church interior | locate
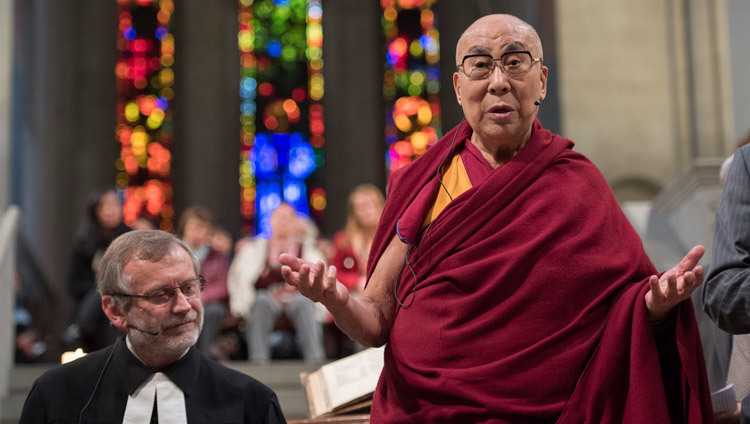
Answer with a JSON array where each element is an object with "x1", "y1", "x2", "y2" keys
[{"x1": 0, "y1": 0, "x2": 749, "y2": 421}]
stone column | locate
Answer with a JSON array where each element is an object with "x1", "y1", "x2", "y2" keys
[
  {"x1": 12, "y1": 0, "x2": 117, "y2": 348},
  {"x1": 666, "y1": 0, "x2": 735, "y2": 162},
  {"x1": 0, "y1": 0, "x2": 12, "y2": 408},
  {"x1": 0, "y1": 0, "x2": 13, "y2": 404},
  {"x1": 0, "y1": 0, "x2": 11, "y2": 212},
  {"x1": 0, "y1": 207, "x2": 20, "y2": 407},
  {"x1": 320, "y1": 0, "x2": 385, "y2": 235},
  {"x1": 171, "y1": 0, "x2": 241, "y2": 233},
  {"x1": 643, "y1": 0, "x2": 735, "y2": 264},
  {"x1": 727, "y1": 0, "x2": 750, "y2": 142}
]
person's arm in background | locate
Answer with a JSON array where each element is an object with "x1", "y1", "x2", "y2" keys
[
  {"x1": 704, "y1": 145, "x2": 750, "y2": 423},
  {"x1": 704, "y1": 146, "x2": 750, "y2": 332},
  {"x1": 226, "y1": 238, "x2": 265, "y2": 319}
]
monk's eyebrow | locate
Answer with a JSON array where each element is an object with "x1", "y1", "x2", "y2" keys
[
  {"x1": 501, "y1": 41, "x2": 527, "y2": 53},
  {"x1": 464, "y1": 41, "x2": 527, "y2": 58},
  {"x1": 465, "y1": 45, "x2": 491, "y2": 56}
]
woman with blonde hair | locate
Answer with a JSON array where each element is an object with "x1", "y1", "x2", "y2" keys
[
  {"x1": 331, "y1": 184, "x2": 385, "y2": 294},
  {"x1": 323, "y1": 184, "x2": 385, "y2": 357}
]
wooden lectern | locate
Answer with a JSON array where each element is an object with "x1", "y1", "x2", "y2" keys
[{"x1": 287, "y1": 414, "x2": 370, "y2": 424}]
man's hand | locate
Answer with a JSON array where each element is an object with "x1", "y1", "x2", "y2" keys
[
  {"x1": 279, "y1": 253, "x2": 350, "y2": 309},
  {"x1": 714, "y1": 402, "x2": 741, "y2": 424},
  {"x1": 645, "y1": 245, "x2": 705, "y2": 322}
]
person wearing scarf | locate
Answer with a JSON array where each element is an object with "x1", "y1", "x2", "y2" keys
[{"x1": 280, "y1": 14, "x2": 712, "y2": 423}]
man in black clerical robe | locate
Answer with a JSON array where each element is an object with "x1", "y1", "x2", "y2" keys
[{"x1": 19, "y1": 230, "x2": 285, "y2": 423}]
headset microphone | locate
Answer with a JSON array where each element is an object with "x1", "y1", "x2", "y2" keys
[
  {"x1": 128, "y1": 325, "x2": 159, "y2": 336},
  {"x1": 394, "y1": 118, "x2": 466, "y2": 308},
  {"x1": 534, "y1": 100, "x2": 542, "y2": 106},
  {"x1": 79, "y1": 337, "x2": 120, "y2": 424}
]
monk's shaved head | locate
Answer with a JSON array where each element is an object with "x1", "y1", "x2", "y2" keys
[
  {"x1": 451, "y1": 13, "x2": 548, "y2": 165},
  {"x1": 455, "y1": 14, "x2": 543, "y2": 64}
]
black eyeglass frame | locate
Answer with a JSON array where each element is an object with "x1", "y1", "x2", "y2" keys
[
  {"x1": 456, "y1": 50, "x2": 543, "y2": 79},
  {"x1": 110, "y1": 275, "x2": 206, "y2": 305}
]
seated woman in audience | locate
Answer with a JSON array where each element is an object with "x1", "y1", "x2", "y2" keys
[
  {"x1": 330, "y1": 184, "x2": 385, "y2": 294},
  {"x1": 326, "y1": 184, "x2": 384, "y2": 357}
]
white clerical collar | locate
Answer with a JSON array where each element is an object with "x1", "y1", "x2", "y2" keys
[
  {"x1": 122, "y1": 372, "x2": 188, "y2": 424},
  {"x1": 122, "y1": 335, "x2": 192, "y2": 423}
]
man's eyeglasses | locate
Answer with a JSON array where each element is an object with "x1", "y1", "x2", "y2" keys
[
  {"x1": 111, "y1": 275, "x2": 205, "y2": 305},
  {"x1": 457, "y1": 51, "x2": 542, "y2": 80}
]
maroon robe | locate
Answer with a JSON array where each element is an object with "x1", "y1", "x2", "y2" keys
[{"x1": 366, "y1": 120, "x2": 712, "y2": 423}]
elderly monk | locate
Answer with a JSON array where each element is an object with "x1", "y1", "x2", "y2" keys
[{"x1": 281, "y1": 14, "x2": 712, "y2": 423}]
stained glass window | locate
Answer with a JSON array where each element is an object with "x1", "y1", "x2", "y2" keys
[
  {"x1": 115, "y1": 0, "x2": 175, "y2": 231},
  {"x1": 382, "y1": 0, "x2": 441, "y2": 174},
  {"x1": 239, "y1": 0, "x2": 325, "y2": 237}
]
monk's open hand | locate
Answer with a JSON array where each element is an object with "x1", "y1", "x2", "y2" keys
[
  {"x1": 279, "y1": 253, "x2": 350, "y2": 308},
  {"x1": 645, "y1": 245, "x2": 705, "y2": 322}
]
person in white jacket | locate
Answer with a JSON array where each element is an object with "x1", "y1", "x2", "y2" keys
[{"x1": 228, "y1": 203, "x2": 326, "y2": 364}]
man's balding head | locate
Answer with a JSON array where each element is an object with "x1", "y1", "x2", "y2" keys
[{"x1": 455, "y1": 14, "x2": 543, "y2": 64}]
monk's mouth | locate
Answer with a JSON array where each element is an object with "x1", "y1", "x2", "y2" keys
[{"x1": 489, "y1": 106, "x2": 513, "y2": 114}]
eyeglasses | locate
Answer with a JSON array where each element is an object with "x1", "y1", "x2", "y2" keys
[
  {"x1": 111, "y1": 275, "x2": 205, "y2": 305},
  {"x1": 457, "y1": 51, "x2": 542, "y2": 79}
]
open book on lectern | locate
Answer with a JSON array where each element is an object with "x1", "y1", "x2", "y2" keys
[{"x1": 299, "y1": 346, "x2": 385, "y2": 419}]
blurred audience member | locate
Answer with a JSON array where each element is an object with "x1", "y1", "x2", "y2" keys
[
  {"x1": 177, "y1": 206, "x2": 231, "y2": 355},
  {"x1": 67, "y1": 189, "x2": 129, "y2": 315},
  {"x1": 15, "y1": 232, "x2": 60, "y2": 362},
  {"x1": 65, "y1": 189, "x2": 128, "y2": 351},
  {"x1": 326, "y1": 184, "x2": 385, "y2": 357},
  {"x1": 15, "y1": 273, "x2": 46, "y2": 362},
  {"x1": 211, "y1": 225, "x2": 236, "y2": 258},
  {"x1": 71, "y1": 249, "x2": 117, "y2": 352},
  {"x1": 331, "y1": 184, "x2": 385, "y2": 293},
  {"x1": 228, "y1": 203, "x2": 325, "y2": 364},
  {"x1": 130, "y1": 216, "x2": 157, "y2": 231}
]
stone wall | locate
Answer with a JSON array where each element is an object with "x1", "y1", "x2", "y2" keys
[{"x1": 556, "y1": 0, "x2": 735, "y2": 201}]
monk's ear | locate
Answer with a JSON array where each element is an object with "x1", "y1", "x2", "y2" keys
[
  {"x1": 539, "y1": 65, "x2": 548, "y2": 102},
  {"x1": 453, "y1": 72, "x2": 462, "y2": 106},
  {"x1": 102, "y1": 295, "x2": 128, "y2": 331}
]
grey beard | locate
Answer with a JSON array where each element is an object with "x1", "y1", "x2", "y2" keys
[{"x1": 128, "y1": 310, "x2": 204, "y2": 364}]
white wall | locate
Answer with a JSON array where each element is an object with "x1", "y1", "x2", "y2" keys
[
  {"x1": 556, "y1": 0, "x2": 734, "y2": 200},
  {"x1": 728, "y1": 0, "x2": 750, "y2": 142},
  {"x1": 556, "y1": 0, "x2": 676, "y2": 192},
  {"x1": 0, "y1": 0, "x2": 13, "y2": 212},
  {"x1": 0, "y1": 1, "x2": 12, "y2": 411}
]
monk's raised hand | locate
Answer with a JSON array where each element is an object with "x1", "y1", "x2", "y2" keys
[
  {"x1": 279, "y1": 253, "x2": 349, "y2": 308},
  {"x1": 644, "y1": 245, "x2": 705, "y2": 322}
]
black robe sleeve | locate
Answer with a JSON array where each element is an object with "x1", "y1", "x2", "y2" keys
[
  {"x1": 18, "y1": 380, "x2": 48, "y2": 424},
  {"x1": 260, "y1": 393, "x2": 286, "y2": 424}
]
